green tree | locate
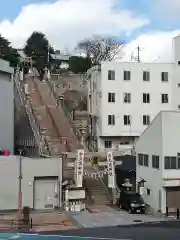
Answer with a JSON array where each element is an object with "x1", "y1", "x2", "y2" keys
[
  {"x1": 24, "y1": 31, "x2": 54, "y2": 76},
  {"x1": 0, "y1": 35, "x2": 19, "y2": 67},
  {"x1": 69, "y1": 56, "x2": 92, "y2": 73}
]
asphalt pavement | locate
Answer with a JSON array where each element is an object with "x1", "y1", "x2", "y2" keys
[{"x1": 41, "y1": 220, "x2": 180, "y2": 240}]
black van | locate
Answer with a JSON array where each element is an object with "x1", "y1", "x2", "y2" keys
[{"x1": 118, "y1": 191, "x2": 146, "y2": 214}]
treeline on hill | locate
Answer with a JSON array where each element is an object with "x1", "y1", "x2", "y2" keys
[{"x1": 0, "y1": 31, "x2": 123, "y2": 75}]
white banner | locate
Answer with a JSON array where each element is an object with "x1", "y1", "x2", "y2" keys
[
  {"x1": 107, "y1": 151, "x2": 115, "y2": 188},
  {"x1": 75, "y1": 149, "x2": 84, "y2": 187}
]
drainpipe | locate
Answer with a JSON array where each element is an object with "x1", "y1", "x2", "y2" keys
[{"x1": 18, "y1": 150, "x2": 23, "y2": 219}]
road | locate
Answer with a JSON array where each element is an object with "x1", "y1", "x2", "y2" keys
[{"x1": 41, "y1": 221, "x2": 180, "y2": 240}]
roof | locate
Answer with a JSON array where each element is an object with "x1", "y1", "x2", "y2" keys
[
  {"x1": 115, "y1": 155, "x2": 136, "y2": 171},
  {"x1": 135, "y1": 110, "x2": 180, "y2": 146},
  {"x1": 51, "y1": 54, "x2": 70, "y2": 61},
  {"x1": 0, "y1": 59, "x2": 14, "y2": 74}
]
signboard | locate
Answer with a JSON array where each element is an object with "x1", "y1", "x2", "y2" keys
[
  {"x1": 75, "y1": 149, "x2": 84, "y2": 187},
  {"x1": 106, "y1": 151, "x2": 115, "y2": 188}
]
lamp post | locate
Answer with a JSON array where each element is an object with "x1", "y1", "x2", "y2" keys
[{"x1": 18, "y1": 149, "x2": 23, "y2": 219}]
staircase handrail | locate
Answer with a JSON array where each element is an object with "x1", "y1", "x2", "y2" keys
[
  {"x1": 14, "y1": 72, "x2": 51, "y2": 157},
  {"x1": 92, "y1": 165, "x2": 113, "y2": 202},
  {"x1": 47, "y1": 79, "x2": 82, "y2": 142}
]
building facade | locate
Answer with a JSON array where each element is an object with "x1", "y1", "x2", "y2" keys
[
  {"x1": 87, "y1": 36, "x2": 180, "y2": 152},
  {"x1": 0, "y1": 59, "x2": 14, "y2": 154},
  {"x1": 0, "y1": 156, "x2": 62, "y2": 211},
  {"x1": 136, "y1": 111, "x2": 180, "y2": 214}
]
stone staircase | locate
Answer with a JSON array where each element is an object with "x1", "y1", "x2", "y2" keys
[
  {"x1": 33, "y1": 77, "x2": 82, "y2": 151},
  {"x1": 26, "y1": 76, "x2": 65, "y2": 155},
  {"x1": 84, "y1": 166, "x2": 112, "y2": 205}
]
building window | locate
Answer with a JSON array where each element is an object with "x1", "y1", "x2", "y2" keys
[
  {"x1": 147, "y1": 189, "x2": 151, "y2": 195},
  {"x1": 161, "y1": 72, "x2": 168, "y2": 82},
  {"x1": 143, "y1": 93, "x2": 150, "y2": 103},
  {"x1": 124, "y1": 93, "x2": 131, "y2": 103},
  {"x1": 138, "y1": 154, "x2": 143, "y2": 165},
  {"x1": 108, "y1": 115, "x2": 115, "y2": 125},
  {"x1": 164, "y1": 157, "x2": 177, "y2": 169},
  {"x1": 143, "y1": 115, "x2": 150, "y2": 125},
  {"x1": 108, "y1": 70, "x2": 115, "y2": 80},
  {"x1": 104, "y1": 140, "x2": 112, "y2": 149},
  {"x1": 144, "y1": 155, "x2": 149, "y2": 166},
  {"x1": 161, "y1": 94, "x2": 168, "y2": 103},
  {"x1": 138, "y1": 153, "x2": 149, "y2": 167},
  {"x1": 124, "y1": 71, "x2": 131, "y2": 81},
  {"x1": 152, "y1": 155, "x2": 159, "y2": 169},
  {"x1": 124, "y1": 115, "x2": 131, "y2": 125},
  {"x1": 108, "y1": 93, "x2": 115, "y2": 103},
  {"x1": 143, "y1": 71, "x2": 150, "y2": 82}
]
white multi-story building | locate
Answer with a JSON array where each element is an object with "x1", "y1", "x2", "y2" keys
[{"x1": 87, "y1": 35, "x2": 180, "y2": 152}]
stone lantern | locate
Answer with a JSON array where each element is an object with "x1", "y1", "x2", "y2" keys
[{"x1": 121, "y1": 178, "x2": 133, "y2": 191}]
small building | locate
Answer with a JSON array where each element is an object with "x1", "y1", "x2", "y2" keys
[
  {"x1": 0, "y1": 59, "x2": 14, "y2": 153},
  {"x1": 0, "y1": 156, "x2": 62, "y2": 211},
  {"x1": 136, "y1": 111, "x2": 180, "y2": 214}
]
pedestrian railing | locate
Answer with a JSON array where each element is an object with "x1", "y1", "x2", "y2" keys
[{"x1": 14, "y1": 71, "x2": 51, "y2": 157}]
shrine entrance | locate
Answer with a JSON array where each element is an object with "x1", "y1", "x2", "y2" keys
[{"x1": 63, "y1": 150, "x2": 124, "y2": 205}]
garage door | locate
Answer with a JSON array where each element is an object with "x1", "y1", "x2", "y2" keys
[
  {"x1": 34, "y1": 179, "x2": 58, "y2": 210},
  {"x1": 166, "y1": 187, "x2": 180, "y2": 212}
]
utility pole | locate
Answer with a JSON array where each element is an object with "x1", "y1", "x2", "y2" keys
[
  {"x1": 137, "y1": 46, "x2": 140, "y2": 62},
  {"x1": 18, "y1": 149, "x2": 23, "y2": 219},
  {"x1": 47, "y1": 44, "x2": 50, "y2": 67}
]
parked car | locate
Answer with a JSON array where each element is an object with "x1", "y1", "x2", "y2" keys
[{"x1": 117, "y1": 191, "x2": 146, "y2": 214}]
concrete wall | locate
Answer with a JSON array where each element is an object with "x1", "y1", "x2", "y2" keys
[
  {"x1": 136, "y1": 113, "x2": 164, "y2": 213},
  {"x1": 0, "y1": 156, "x2": 62, "y2": 210},
  {"x1": 0, "y1": 67, "x2": 14, "y2": 154},
  {"x1": 162, "y1": 111, "x2": 180, "y2": 179}
]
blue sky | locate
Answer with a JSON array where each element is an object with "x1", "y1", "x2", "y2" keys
[
  {"x1": 1, "y1": 0, "x2": 178, "y2": 38},
  {"x1": 0, "y1": 0, "x2": 179, "y2": 62},
  {"x1": 0, "y1": 0, "x2": 55, "y2": 19}
]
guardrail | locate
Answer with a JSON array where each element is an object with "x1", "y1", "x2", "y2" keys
[
  {"x1": 14, "y1": 72, "x2": 51, "y2": 157},
  {"x1": 93, "y1": 165, "x2": 113, "y2": 202}
]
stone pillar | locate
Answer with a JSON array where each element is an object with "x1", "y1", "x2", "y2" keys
[{"x1": 80, "y1": 129, "x2": 86, "y2": 147}]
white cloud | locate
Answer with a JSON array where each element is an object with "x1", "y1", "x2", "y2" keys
[
  {"x1": 0, "y1": 0, "x2": 148, "y2": 50},
  {"x1": 121, "y1": 30, "x2": 180, "y2": 63}
]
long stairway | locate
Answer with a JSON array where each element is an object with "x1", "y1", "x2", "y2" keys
[
  {"x1": 31, "y1": 76, "x2": 82, "y2": 151},
  {"x1": 26, "y1": 76, "x2": 66, "y2": 154},
  {"x1": 84, "y1": 166, "x2": 112, "y2": 205}
]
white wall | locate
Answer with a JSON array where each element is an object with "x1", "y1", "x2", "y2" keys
[
  {"x1": 0, "y1": 156, "x2": 62, "y2": 210},
  {"x1": 0, "y1": 72, "x2": 14, "y2": 153},
  {"x1": 161, "y1": 111, "x2": 180, "y2": 180},
  {"x1": 98, "y1": 136, "x2": 136, "y2": 152},
  {"x1": 173, "y1": 36, "x2": 180, "y2": 63},
  {"x1": 136, "y1": 113, "x2": 164, "y2": 212},
  {"x1": 100, "y1": 62, "x2": 175, "y2": 137}
]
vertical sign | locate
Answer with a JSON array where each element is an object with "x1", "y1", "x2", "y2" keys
[
  {"x1": 107, "y1": 151, "x2": 115, "y2": 188},
  {"x1": 76, "y1": 149, "x2": 85, "y2": 187}
]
